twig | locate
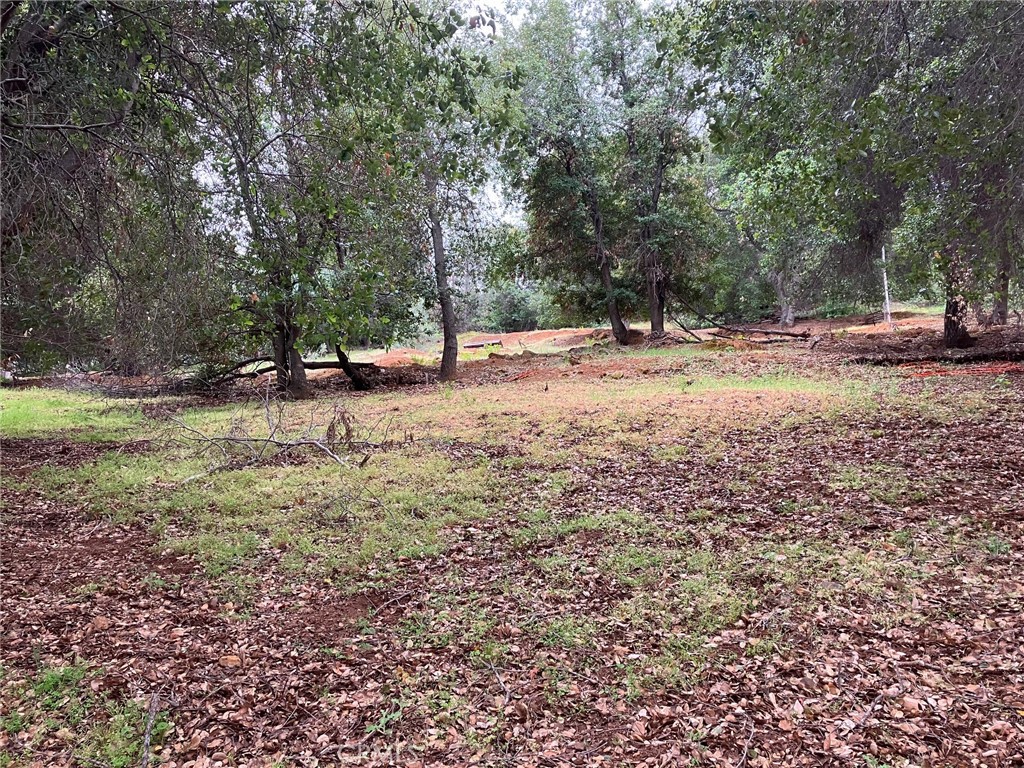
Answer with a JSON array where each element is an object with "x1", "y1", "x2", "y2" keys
[
  {"x1": 736, "y1": 718, "x2": 755, "y2": 768},
  {"x1": 139, "y1": 691, "x2": 160, "y2": 768},
  {"x1": 852, "y1": 691, "x2": 886, "y2": 729},
  {"x1": 487, "y1": 661, "x2": 512, "y2": 706},
  {"x1": 370, "y1": 590, "x2": 417, "y2": 615},
  {"x1": 851, "y1": 683, "x2": 910, "y2": 731}
]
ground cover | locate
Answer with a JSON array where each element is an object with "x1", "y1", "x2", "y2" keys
[{"x1": 1, "y1": 331, "x2": 1022, "y2": 767}]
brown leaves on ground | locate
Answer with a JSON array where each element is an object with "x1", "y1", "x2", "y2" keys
[{"x1": 1, "y1": 352, "x2": 1023, "y2": 767}]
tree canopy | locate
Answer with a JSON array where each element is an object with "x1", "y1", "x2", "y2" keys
[{"x1": 2, "y1": 0, "x2": 1021, "y2": 384}]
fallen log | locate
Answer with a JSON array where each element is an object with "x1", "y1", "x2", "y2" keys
[
  {"x1": 708, "y1": 332, "x2": 792, "y2": 345},
  {"x1": 849, "y1": 346, "x2": 1024, "y2": 366},
  {"x1": 334, "y1": 345, "x2": 372, "y2": 391},
  {"x1": 665, "y1": 289, "x2": 809, "y2": 338},
  {"x1": 718, "y1": 325, "x2": 810, "y2": 338}
]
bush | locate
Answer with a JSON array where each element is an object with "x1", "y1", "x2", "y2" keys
[{"x1": 483, "y1": 284, "x2": 539, "y2": 333}]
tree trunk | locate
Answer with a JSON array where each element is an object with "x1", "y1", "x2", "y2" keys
[
  {"x1": 271, "y1": 303, "x2": 309, "y2": 398},
  {"x1": 427, "y1": 197, "x2": 458, "y2": 381},
  {"x1": 943, "y1": 293, "x2": 974, "y2": 349},
  {"x1": 644, "y1": 247, "x2": 666, "y2": 336},
  {"x1": 598, "y1": 252, "x2": 629, "y2": 344},
  {"x1": 767, "y1": 270, "x2": 796, "y2": 327},
  {"x1": 991, "y1": 231, "x2": 1012, "y2": 326},
  {"x1": 584, "y1": 182, "x2": 629, "y2": 345},
  {"x1": 335, "y1": 344, "x2": 371, "y2": 391},
  {"x1": 272, "y1": 317, "x2": 289, "y2": 392},
  {"x1": 286, "y1": 330, "x2": 309, "y2": 398}
]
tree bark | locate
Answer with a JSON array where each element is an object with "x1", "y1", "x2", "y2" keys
[
  {"x1": 427, "y1": 188, "x2": 458, "y2": 381},
  {"x1": 270, "y1": 299, "x2": 309, "y2": 398},
  {"x1": 991, "y1": 229, "x2": 1012, "y2": 326},
  {"x1": 644, "y1": 247, "x2": 667, "y2": 335},
  {"x1": 272, "y1": 318, "x2": 289, "y2": 392},
  {"x1": 286, "y1": 329, "x2": 308, "y2": 398},
  {"x1": 767, "y1": 270, "x2": 796, "y2": 327},
  {"x1": 335, "y1": 344, "x2": 371, "y2": 390},
  {"x1": 583, "y1": 181, "x2": 629, "y2": 344},
  {"x1": 943, "y1": 293, "x2": 974, "y2": 349}
]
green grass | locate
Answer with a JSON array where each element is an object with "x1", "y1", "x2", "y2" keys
[
  {"x1": 0, "y1": 390, "x2": 143, "y2": 440},
  {"x1": 538, "y1": 616, "x2": 597, "y2": 648},
  {"x1": 627, "y1": 344, "x2": 723, "y2": 358},
  {"x1": 982, "y1": 534, "x2": 1011, "y2": 556},
  {"x1": 681, "y1": 372, "x2": 850, "y2": 394},
  {"x1": 511, "y1": 509, "x2": 650, "y2": 549},
  {"x1": 602, "y1": 545, "x2": 667, "y2": 587},
  {"x1": 0, "y1": 665, "x2": 170, "y2": 768},
  {"x1": 26, "y1": 429, "x2": 499, "y2": 585},
  {"x1": 830, "y1": 462, "x2": 933, "y2": 504}
]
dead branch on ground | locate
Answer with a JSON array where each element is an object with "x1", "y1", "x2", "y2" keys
[{"x1": 162, "y1": 382, "x2": 403, "y2": 481}]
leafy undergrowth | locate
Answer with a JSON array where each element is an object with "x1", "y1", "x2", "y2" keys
[{"x1": 1, "y1": 347, "x2": 1022, "y2": 767}]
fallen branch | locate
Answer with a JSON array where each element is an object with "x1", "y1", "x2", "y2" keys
[
  {"x1": 163, "y1": 386, "x2": 408, "y2": 483},
  {"x1": 335, "y1": 344, "x2": 372, "y2": 390},
  {"x1": 708, "y1": 331, "x2": 791, "y2": 345},
  {"x1": 139, "y1": 691, "x2": 160, "y2": 768},
  {"x1": 720, "y1": 325, "x2": 809, "y2": 338},
  {"x1": 849, "y1": 345, "x2": 1024, "y2": 366},
  {"x1": 487, "y1": 661, "x2": 513, "y2": 707},
  {"x1": 665, "y1": 305, "x2": 704, "y2": 343},
  {"x1": 171, "y1": 425, "x2": 348, "y2": 465},
  {"x1": 167, "y1": 391, "x2": 355, "y2": 480},
  {"x1": 668, "y1": 290, "x2": 809, "y2": 339},
  {"x1": 212, "y1": 357, "x2": 377, "y2": 381}
]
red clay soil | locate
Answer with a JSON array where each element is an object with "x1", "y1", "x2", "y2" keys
[{"x1": 363, "y1": 328, "x2": 600, "y2": 368}]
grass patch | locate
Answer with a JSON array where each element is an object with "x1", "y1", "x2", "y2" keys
[
  {"x1": 26, "y1": 430, "x2": 500, "y2": 585},
  {"x1": 511, "y1": 509, "x2": 650, "y2": 549},
  {"x1": 830, "y1": 462, "x2": 932, "y2": 504},
  {"x1": 0, "y1": 665, "x2": 170, "y2": 768},
  {"x1": 538, "y1": 616, "x2": 597, "y2": 648},
  {"x1": 0, "y1": 389, "x2": 143, "y2": 440}
]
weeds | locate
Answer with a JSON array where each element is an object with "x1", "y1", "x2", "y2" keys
[{"x1": 1, "y1": 666, "x2": 169, "y2": 768}]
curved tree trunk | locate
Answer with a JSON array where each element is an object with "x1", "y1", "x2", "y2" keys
[
  {"x1": 286, "y1": 334, "x2": 309, "y2": 398},
  {"x1": 335, "y1": 344, "x2": 371, "y2": 391},
  {"x1": 428, "y1": 196, "x2": 458, "y2": 381},
  {"x1": 598, "y1": 250, "x2": 629, "y2": 344}
]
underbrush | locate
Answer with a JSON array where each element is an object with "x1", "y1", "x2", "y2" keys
[{"x1": 0, "y1": 665, "x2": 170, "y2": 768}]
